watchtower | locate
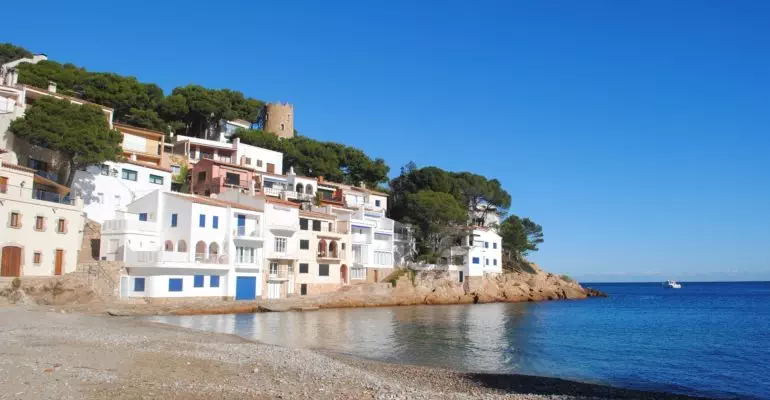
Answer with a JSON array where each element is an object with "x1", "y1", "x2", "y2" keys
[{"x1": 263, "y1": 102, "x2": 294, "y2": 139}]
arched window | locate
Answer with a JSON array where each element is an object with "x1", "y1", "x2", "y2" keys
[
  {"x1": 209, "y1": 242, "x2": 219, "y2": 262},
  {"x1": 296, "y1": 183, "x2": 303, "y2": 194},
  {"x1": 305, "y1": 184, "x2": 313, "y2": 195},
  {"x1": 317, "y1": 239, "x2": 327, "y2": 257},
  {"x1": 195, "y1": 241, "x2": 206, "y2": 262},
  {"x1": 177, "y1": 240, "x2": 187, "y2": 253},
  {"x1": 164, "y1": 240, "x2": 174, "y2": 252},
  {"x1": 329, "y1": 240, "x2": 337, "y2": 258}
]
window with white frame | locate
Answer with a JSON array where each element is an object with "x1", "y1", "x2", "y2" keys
[
  {"x1": 374, "y1": 251, "x2": 392, "y2": 265},
  {"x1": 350, "y1": 267, "x2": 366, "y2": 280},
  {"x1": 274, "y1": 237, "x2": 287, "y2": 253},
  {"x1": 269, "y1": 262, "x2": 278, "y2": 275},
  {"x1": 237, "y1": 246, "x2": 255, "y2": 263}
]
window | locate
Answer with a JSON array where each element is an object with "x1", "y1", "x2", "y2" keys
[
  {"x1": 493, "y1": 242, "x2": 497, "y2": 249},
  {"x1": 484, "y1": 242, "x2": 489, "y2": 248},
  {"x1": 121, "y1": 168, "x2": 138, "y2": 181},
  {"x1": 0, "y1": 176, "x2": 7, "y2": 193},
  {"x1": 171, "y1": 214, "x2": 178, "y2": 227},
  {"x1": 236, "y1": 246, "x2": 255, "y2": 263},
  {"x1": 225, "y1": 172, "x2": 240, "y2": 186},
  {"x1": 199, "y1": 214, "x2": 206, "y2": 227},
  {"x1": 274, "y1": 237, "x2": 287, "y2": 253},
  {"x1": 97, "y1": 193, "x2": 104, "y2": 204},
  {"x1": 341, "y1": 243, "x2": 346, "y2": 250},
  {"x1": 312, "y1": 220, "x2": 321, "y2": 231},
  {"x1": 210, "y1": 275, "x2": 220, "y2": 288},
  {"x1": 114, "y1": 195, "x2": 121, "y2": 206},
  {"x1": 122, "y1": 134, "x2": 147, "y2": 153},
  {"x1": 33, "y1": 252, "x2": 42, "y2": 264},
  {"x1": 197, "y1": 171, "x2": 206, "y2": 182},
  {"x1": 375, "y1": 199, "x2": 381, "y2": 207},
  {"x1": 168, "y1": 278, "x2": 183, "y2": 292},
  {"x1": 493, "y1": 259, "x2": 498, "y2": 266},
  {"x1": 178, "y1": 240, "x2": 187, "y2": 252},
  {"x1": 10, "y1": 212, "x2": 20, "y2": 228},
  {"x1": 56, "y1": 218, "x2": 66, "y2": 233},
  {"x1": 164, "y1": 240, "x2": 174, "y2": 251},
  {"x1": 244, "y1": 157, "x2": 252, "y2": 165},
  {"x1": 319, "y1": 264, "x2": 330, "y2": 276},
  {"x1": 374, "y1": 233, "x2": 390, "y2": 241},
  {"x1": 300, "y1": 284, "x2": 307, "y2": 296},
  {"x1": 256, "y1": 160, "x2": 263, "y2": 167},
  {"x1": 269, "y1": 262, "x2": 278, "y2": 275},
  {"x1": 100, "y1": 164, "x2": 109, "y2": 176},
  {"x1": 328, "y1": 222, "x2": 333, "y2": 232},
  {"x1": 149, "y1": 174, "x2": 164, "y2": 185},
  {"x1": 300, "y1": 239, "x2": 309, "y2": 250},
  {"x1": 213, "y1": 216, "x2": 219, "y2": 229},
  {"x1": 171, "y1": 165, "x2": 181, "y2": 175},
  {"x1": 28, "y1": 158, "x2": 48, "y2": 171},
  {"x1": 35, "y1": 216, "x2": 44, "y2": 231},
  {"x1": 472, "y1": 257, "x2": 480, "y2": 264},
  {"x1": 299, "y1": 263, "x2": 309, "y2": 273},
  {"x1": 299, "y1": 218, "x2": 309, "y2": 230},
  {"x1": 485, "y1": 258, "x2": 489, "y2": 265},
  {"x1": 194, "y1": 275, "x2": 204, "y2": 288},
  {"x1": 134, "y1": 277, "x2": 145, "y2": 292},
  {"x1": 139, "y1": 213, "x2": 148, "y2": 222},
  {"x1": 459, "y1": 271, "x2": 464, "y2": 283}
]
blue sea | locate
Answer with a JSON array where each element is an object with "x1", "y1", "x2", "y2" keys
[{"x1": 148, "y1": 282, "x2": 770, "y2": 399}]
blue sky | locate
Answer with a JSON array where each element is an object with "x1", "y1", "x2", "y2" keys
[{"x1": 6, "y1": 0, "x2": 770, "y2": 281}]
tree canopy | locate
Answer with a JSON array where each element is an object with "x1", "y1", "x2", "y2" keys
[
  {"x1": 9, "y1": 97, "x2": 123, "y2": 186},
  {"x1": 389, "y1": 163, "x2": 512, "y2": 225},
  {"x1": 14, "y1": 51, "x2": 263, "y2": 136},
  {"x1": 405, "y1": 190, "x2": 468, "y2": 261},
  {"x1": 0, "y1": 43, "x2": 33, "y2": 65},
  {"x1": 234, "y1": 129, "x2": 390, "y2": 188},
  {"x1": 499, "y1": 215, "x2": 544, "y2": 262}
]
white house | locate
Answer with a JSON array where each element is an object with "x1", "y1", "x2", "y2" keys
[
  {"x1": 71, "y1": 123, "x2": 172, "y2": 223},
  {"x1": 0, "y1": 160, "x2": 84, "y2": 277},
  {"x1": 100, "y1": 191, "x2": 265, "y2": 300}
]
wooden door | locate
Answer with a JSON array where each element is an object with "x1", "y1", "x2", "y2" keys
[
  {"x1": 1, "y1": 246, "x2": 22, "y2": 277},
  {"x1": 266, "y1": 163, "x2": 275, "y2": 174},
  {"x1": 55, "y1": 249, "x2": 64, "y2": 275},
  {"x1": 0, "y1": 176, "x2": 8, "y2": 193}
]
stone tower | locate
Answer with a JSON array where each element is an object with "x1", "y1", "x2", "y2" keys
[{"x1": 263, "y1": 102, "x2": 294, "y2": 139}]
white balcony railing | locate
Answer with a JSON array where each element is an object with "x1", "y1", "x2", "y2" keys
[
  {"x1": 263, "y1": 187, "x2": 281, "y2": 197},
  {"x1": 234, "y1": 225, "x2": 262, "y2": 239},
  {"x1": 126, "y1": 249, "x2": 229, "y2": 266},
  {"x1": 102, "y1": 219, "x2": 156, "y2": 233}
]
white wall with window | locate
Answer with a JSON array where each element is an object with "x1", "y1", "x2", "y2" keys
[{"x1": 72, "y1": 161, "x2": 171, "y2": 223}]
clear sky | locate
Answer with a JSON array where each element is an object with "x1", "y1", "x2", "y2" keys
[{"x1": 6, "y1": 0, "x2": 769, "y2": 281}]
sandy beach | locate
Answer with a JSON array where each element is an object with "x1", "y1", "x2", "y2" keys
[{"x1": 0, "y1": 306, "x2": 710, "y2": 400}]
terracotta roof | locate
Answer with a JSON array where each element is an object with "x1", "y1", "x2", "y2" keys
[
  {"x1": 115, "y1": 122, "x2": 165, "y2": 139},
  {"x1": 168, "y1": 192, "x2": 263, "y2": 212},
  {"x1": 299, "y1": 210, "x2": 336, "y2": 220},
  {"x1": 264, "y1": 196, "x2": 300, "y2": 208},
  {"x1": 320, "y1": 199, "x2": 346, "y2": 207},
  {"x1": 122, "y1": 158, "x2": 173, "y2": 173},
  {"x1": 195, "y1": 157, "x2": 252, "y2": 172},
  {"x1": 1, "y1": 162, "x2": 35, "y2": 173},
  {"x1": 22, "y1": 85, "x2": 114, "y2": 111}
]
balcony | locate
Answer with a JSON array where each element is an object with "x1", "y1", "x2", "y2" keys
[
  {"x1": 233, "y1": 225, "x2": 263, "y2": 242},
  {"x1": 125, "y1": 249, "x2": 230, "y2": 269},
  {"x1": 317, "y1": 249, "x2": 345, "y2": 261},
  {"x1": 0, "y1": 184, "x2": 74, "y2": 205},
  {"x1": 34, "y1": 170, "x2": 59, "y2": 182},
  {"x1": 267, "y1": 266, "x2": 290, "y2": 281},
  {"x1": 102, "y1": 219, "x2": 156, "y2": 233}
]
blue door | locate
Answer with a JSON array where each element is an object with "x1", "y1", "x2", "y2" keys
[
  {"x1": 237, "y1": 214, "x2": 246, "y2": 235},
  {"x1": 235, "y1": 276, "x2": 256, "y2": 300}
]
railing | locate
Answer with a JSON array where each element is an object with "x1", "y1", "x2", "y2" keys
[
  {"x1": 263, "y1": 187, "x2": 281, "y2": 197},
  {"x1": 102, "y1": 219, "x2": 156, "y2": 233},
  {"x1": 34, "y1": 170, "x2": 59, "y2": 182},
  {"x1": 234, "y1": 226, "x2": 262, "y2": 238},
  {"x1": 268, "y1": 267, "x2": 289, "y2": 280},
  {"x1": 126, "y1": 249, "x2": 229, "y2": 265},
  {"x1": 317, "y1": 250, "x2": 345, "y2": 259},
  {"x1": 0, "y1": 184, "x2": 74, "y2": 205}
]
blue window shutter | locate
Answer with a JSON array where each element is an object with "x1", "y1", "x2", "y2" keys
[
  {"x1": 168, "y1": 278, "x2": 183, "y2": 292},
  {"x1": 494, "y1": 259, "x2": 497, "y2": 266},
  {"x1": 484, "y1": 242, "x2": 489, "y2": 248},
  {"x1": 134, "y1": 277, "x2": 145, "y2": 292},
  {"x1": 213, "y1": 216, "x2": 219, "y2": 229},
  {"x1": 493, "y1": 242, "x2": 497, "y2": 249},
  {"x1": 472, "y1": 257, "x2": 479, "y2": 264},
  {"x1": 194, "y1": 275, "x2": 204, "y2": 288},
  {"x1": 139, "y1": 213, "x2": 148, "y2": 221},
  {"x1": 199, "y1": 214, "x2": 205, "y2": 227},
  {"x1": 210, "y1": 275, "x2": 220, "y2": 288},
  {"x1": 486, "y1": 259, "x2": 489, "y2": 265},
  {"x1": 171, "y1": 214, "x2": 178, "y2": 227}
]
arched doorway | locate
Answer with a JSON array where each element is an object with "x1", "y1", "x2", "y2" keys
[
  {"x1": 195, "y1": 241, "x2": 206, "y2": 262},
  {"x1": 317, "y1": 239, "x2": 327, "y2": 257},
  {"x1": 295, "y1": 183, "x2": 304, "y2": 194},
  {"x1": 1, "y1": 246, "x2": 22, "y2": 277},
  {"x1": 340, "y1": 264, "x2": 348, "y2": 285},
  {"x1": 209, "y1": 242, "x2": 219, "y2": 263}
]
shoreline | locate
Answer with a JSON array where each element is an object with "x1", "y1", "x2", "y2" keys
[{"x1": 0, "y1": 306, "x2": 710, "y2": 400}]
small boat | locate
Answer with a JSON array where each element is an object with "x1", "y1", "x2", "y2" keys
[{"x1": 663, "y1": 280, "x2": 682, "y2": 289}]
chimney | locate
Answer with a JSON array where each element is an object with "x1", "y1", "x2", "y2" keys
[
  {"x1": 48, "y1": 81, "x2": 57, "y2": 93},
  {"x1": 289, "y1": 166, "x2": 296, "y2": 176}
]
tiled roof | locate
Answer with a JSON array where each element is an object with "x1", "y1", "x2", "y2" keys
[
  {"x1": 122, "y1": 158, "x2": 173, "y2": 173},
  {"x1": 263, "y1": 196, "x2": 300, "y2": 208},
  {"x1": 299, "y1": 210, "x2": 335, "y2": 220},
  {"x1": 1, "y1": 161, "x2": 35, "y2": 173}
]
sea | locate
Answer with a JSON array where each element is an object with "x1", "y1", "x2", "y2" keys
[{"x1": 147, "y1": 282, "x2": 770, "y2": 399}]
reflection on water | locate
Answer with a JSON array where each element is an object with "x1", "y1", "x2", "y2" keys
[{"x1": 148, "y1": 303, "x2": 534, "y2": 373}]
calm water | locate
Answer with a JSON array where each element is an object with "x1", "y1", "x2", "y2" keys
[{"x1": 147, "y1": 282, "x2": 770, "y2": 399}]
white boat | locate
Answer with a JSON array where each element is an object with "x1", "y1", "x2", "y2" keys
[{"x1": 664, "y1": 280, "x2": 682, "y2": 289}]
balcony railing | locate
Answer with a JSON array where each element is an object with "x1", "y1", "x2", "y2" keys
[
  {"x1": 35, "y1": 170, "x2": 59, "y2": 182},
  {"x1": 234, "y1": 225, "x2": 262, "y2": 238},
  {"x1": 263, "y1": 187, "x2": 281, "y2": 197},
  {"x1": 317, "y1": 250, "x2": 345, "y2": 260},
  {"x1": 102, "y1": 219, "x2": 156, "y2": 233},
  {"x1": 268, "y1": 267, "x2": 290, "y2": 280},
  {"x1": 0, "y1": 184, "x2": 73, "y2": 205},
  {"x1": 126, "y1": 249, "x2": 229, "y2": 266}
]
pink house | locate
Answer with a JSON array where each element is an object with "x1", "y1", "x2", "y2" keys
[{"x1": 191, "y1": 158, "x2": 260, "y2": 196}]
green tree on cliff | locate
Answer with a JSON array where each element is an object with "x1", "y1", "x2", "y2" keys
[
  {"x1": 9, "y1": 97, "x2": 123, "y2": 186},
  {"x1": 405, "y1": 190, "x2": 469, "y2": 262},
  {"x1": 499, "y1": 215, "x2": 544, "y2": 262},
  {"x1": 0, "y1": 43, "x2": 33, "y2": 65}
]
